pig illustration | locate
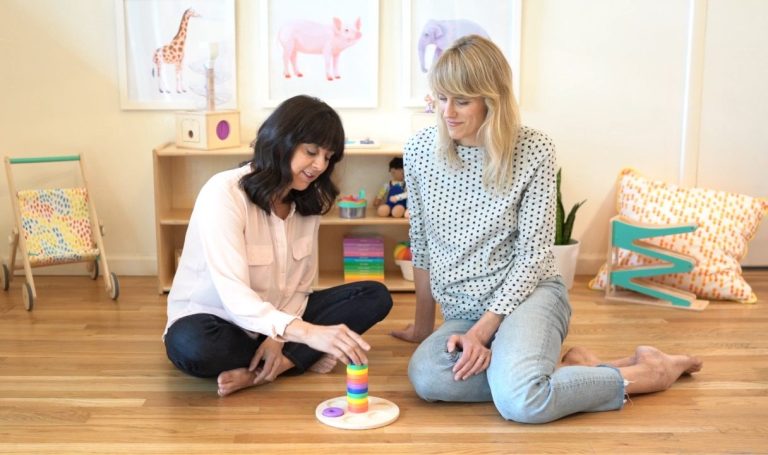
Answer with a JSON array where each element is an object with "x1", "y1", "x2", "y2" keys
[{"x1": 278, "y1": 17, "x2": 362, "y2": 81}]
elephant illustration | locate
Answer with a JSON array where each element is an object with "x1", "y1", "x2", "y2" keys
[{"x1": 418, "y1": 19, "x2": 490, "y2": 73}]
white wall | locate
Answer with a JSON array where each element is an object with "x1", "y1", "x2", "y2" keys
[
  {"x1": 696, "y1": 0, "x2": 768, "y2": 265},
  {"x1": 0, "y1": 0, "x2": 765, "y2": 277}
]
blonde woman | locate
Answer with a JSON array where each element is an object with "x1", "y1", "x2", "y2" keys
[{"x1": 392, "y1": 35, "x2": 702, "y2": 423}]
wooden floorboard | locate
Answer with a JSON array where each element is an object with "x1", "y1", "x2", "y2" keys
[{"x1": 1, "y1": 271, "x2": 767, "y2": 454}]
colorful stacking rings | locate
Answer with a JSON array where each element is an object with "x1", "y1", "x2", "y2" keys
[{"x1": 346, "y1": 364, "x2": 368, "y2": 413}]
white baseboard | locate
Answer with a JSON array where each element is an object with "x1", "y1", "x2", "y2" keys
[
  {"x1": 7, "y1": 256, "x2": 157, "y2": 276},
  {"x1": 5, "y1": 254, "x2": 606, "y2": 278},
  {"x1": 109, "y1": 255, "x2": 607, "y2": 278}
]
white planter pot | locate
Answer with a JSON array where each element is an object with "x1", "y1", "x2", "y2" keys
[
  {"x1": 552, "y1": 240, "x2": 580, "y2": 290},
  {"x1": 396, "y1": 260, "x2": 414, "y2": 281}
]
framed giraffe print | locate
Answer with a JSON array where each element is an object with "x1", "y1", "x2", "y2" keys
[
  {"x1": 115, "y1": 0, "x2": 237, "y2": 110},
  {"x1": 258, "y1": 0, "x2": 380, "y2": 108}
]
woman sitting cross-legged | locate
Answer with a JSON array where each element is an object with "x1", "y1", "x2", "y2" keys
[{"x1": 164, "y1": 95, "x2": 393, "y2": 396}]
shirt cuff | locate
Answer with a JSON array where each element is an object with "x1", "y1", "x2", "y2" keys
[
  {"x1": 269, "y1": 311, "x2": 300, "y2": 340},
  {"x1": 412, "y1": 250, "x2": 429, "y2": 270}
]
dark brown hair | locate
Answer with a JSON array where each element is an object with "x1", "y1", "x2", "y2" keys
[{"x1": 240, "y1": 95, "x2": 345, "y2": 215}]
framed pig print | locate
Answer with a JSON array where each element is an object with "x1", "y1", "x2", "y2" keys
[
  {"x1": 401, "y1": 0, "x2": 522, "y2": 107},
  {"x1": 260, "y1": 0, "x2": 380, "y2": 108}
]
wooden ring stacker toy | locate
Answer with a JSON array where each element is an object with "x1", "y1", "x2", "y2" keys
[{"x1": 315, "y1": 364, "x2": 399, "y2": 430}]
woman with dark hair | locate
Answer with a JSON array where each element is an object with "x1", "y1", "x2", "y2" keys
[{"x1": 164, "y1": 95, "x2": 393, "y2": 397}]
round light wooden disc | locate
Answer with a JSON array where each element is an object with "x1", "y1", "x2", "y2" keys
[{"x1": 315, "y1": 396, "x2": 399, "y2": 430}]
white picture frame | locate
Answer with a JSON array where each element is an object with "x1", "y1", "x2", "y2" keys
[
  {"x1": 259, "y1": 0, "x2": 380, "y2": 108},
  {"x1": 115, "y1": 0, "x2": 237, "y2": 110},
  {"x1": 400, "y1": 0, "x2": 522, "y2": 107}
]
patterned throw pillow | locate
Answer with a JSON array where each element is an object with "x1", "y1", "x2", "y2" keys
[{"x1": 589, "y1": 168, "x2": 767, "y2": 303}]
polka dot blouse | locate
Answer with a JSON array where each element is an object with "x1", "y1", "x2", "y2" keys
[{"x1": 404, "y1": 125, "x2": 560, "y2": 320}]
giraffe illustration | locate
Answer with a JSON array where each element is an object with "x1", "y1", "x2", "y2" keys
[{"x1": 151, "y1": 8, "x2": 200, "y2": 94}]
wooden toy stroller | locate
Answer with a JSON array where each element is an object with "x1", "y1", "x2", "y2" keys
[{"x1": 1, "y1": 154, "x2": 119, "y2": 310}]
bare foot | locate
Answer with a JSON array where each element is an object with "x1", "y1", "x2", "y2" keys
[
  {"x1": 217, "y1": 368, "x2": 260, "y2": 397},
  {"x1": 603, "y1": 353, "x2": 638, "y2": 368},
  {"x1": 621, "y1": 346, "x2": 702, "y2": 395},
  {"x1": 560, "y1": 346, "x2": 602, "y2": 367},
  {"x1": 308, "y1": 354, "x2": 338, "y2": 374},
  {"x1": 217, "y1": 356, "x2": 295, "y2": 397}
]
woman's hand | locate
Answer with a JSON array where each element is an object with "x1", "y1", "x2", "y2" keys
[
  {"x1": 391, "y1": 267, "x2": 436, "y2": 343},
  {"x1": 286, "y1": 320, "x2": 370, "y2": 365},
  {"x1": 447, "y1": 332, "x2": 492, "y2": 381},
  {"x1": 249, "y1": 338, "x2": 288, "y2": 384},
  {"x1": 448, "y1": 311, "x2": 504, "y2": 381}
]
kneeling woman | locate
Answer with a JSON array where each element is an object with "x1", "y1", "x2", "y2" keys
[{"x1": 164, "y1": 95, "x2": 393, "y2": 396}]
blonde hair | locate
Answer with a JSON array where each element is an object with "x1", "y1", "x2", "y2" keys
[{"x1": 429, "y1": 35, "x2": 521, "y2": 193}]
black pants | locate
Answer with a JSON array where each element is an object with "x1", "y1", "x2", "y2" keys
[{"x1": 164, "y1": 281, "x2": 393, "y2": 378}]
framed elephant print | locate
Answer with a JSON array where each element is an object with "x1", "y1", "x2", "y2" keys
[
  {"x1": 400, "y1": 0, "x2": 522, "y2": 107},
  {"x1": 259, "y1": 0, "x2": 380, "y2": 108},
  {"x1": 115, "y1": 0, "x2": 237, "y2": 110}
]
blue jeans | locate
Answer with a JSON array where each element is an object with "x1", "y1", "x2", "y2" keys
[
  {"x1": 165, "y1": 281, "x2": 392, "y2": 378},
  {"x1": 408, "y1": 278, "x2": 625, "y2": 423}
]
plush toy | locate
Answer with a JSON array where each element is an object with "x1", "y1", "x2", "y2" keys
[
  {"x1": 424, "y1": 94, "x2": 435, "y2": 113},
  {"x1": 374, "y1": 157, "x2": 408, "y2": 218}
]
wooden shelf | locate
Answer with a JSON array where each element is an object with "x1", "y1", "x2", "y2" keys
[
  {"x1": 341, "y1": 145, "x2": 403, "y2": 156},
  {"x1": 153, "y1": 142, "x2": 410, "y2": 294},
  {"x1": 321, "y1": 207, "x2": 409, "y2": 226},
  {"x1": 154, "y1": 143, "x2": 402, "y2": 157},
  {"x1": 158, "y1": 271, "x2": 415, "y2": 295},
  {"x1": 154, "y1": 143, "x2": 253, "y2": 157},
  {"x1": 158, "y1": 208, "x2": 193, "y2": 225},
  {"x1": 315, "y1": 270, "x2": 415, "y2": 291}
]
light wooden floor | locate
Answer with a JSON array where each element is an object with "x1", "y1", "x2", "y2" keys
[{"x1": 1, "y1": 272, "x2": 767, "y2": 454}]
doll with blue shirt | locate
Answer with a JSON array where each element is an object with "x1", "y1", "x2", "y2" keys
[{"x1": 374, "y1": 157, "x2": 408, "y2": 218}]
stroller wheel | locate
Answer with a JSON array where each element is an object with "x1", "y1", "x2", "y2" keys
[
  {"x1": 89, "y1": 260, "x2": 99, "y2": 280},
  {"x1": 1, "y1": 264, "x2": 9, "y2": 291},
  {"x1": 23, "y1": 282, "x2": 34, "y2": 311},
  {"x1": 109, "y1": 272, "x2": 120, "y2": 300}
]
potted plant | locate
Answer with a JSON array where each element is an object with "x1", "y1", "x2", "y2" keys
[{"x1": 553, "y1": 168, "x2": 586, "y2": 289}]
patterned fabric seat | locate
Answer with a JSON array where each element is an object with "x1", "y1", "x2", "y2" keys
[{"x1": 17, "y1": 188, "x2": 99, "y2": 267}]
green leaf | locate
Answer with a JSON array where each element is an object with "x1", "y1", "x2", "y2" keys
[
  {"x1": 555, "y1": 169, "x2": 564, "y2": 245},
  {"x1": 554, "y1": 168, "x2": 585, "y2": 245},
  {"x1": 562, "y1": 200, "x2": 586, "y2": 245}
]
